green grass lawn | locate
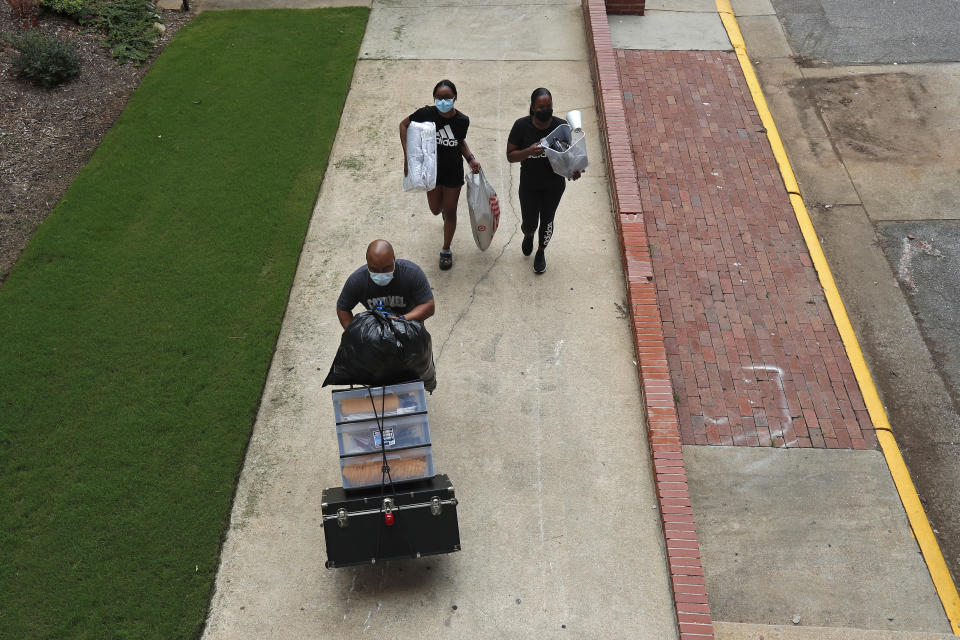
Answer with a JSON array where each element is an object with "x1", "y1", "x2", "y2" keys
[{"x1": 0, "y1": 8, "x2": 367, "y2": 638}]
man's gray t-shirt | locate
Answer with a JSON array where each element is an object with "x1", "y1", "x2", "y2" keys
[{"x1": 336, "y1": 259, "x2": 433, "y2": 316}]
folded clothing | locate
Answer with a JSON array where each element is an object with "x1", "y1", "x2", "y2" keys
[{"x1": 403, "y1": 120, "x2": 437, "y2": 192}]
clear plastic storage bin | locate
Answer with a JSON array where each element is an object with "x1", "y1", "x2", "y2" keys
[
  {"x1": 332, "y1": 381, "x2": 427, "y2": 424},
  {"x1": 541, "y1": 123, "x2": 588, "y2": 179},
  {"x1": 336, "y1": 413, "x2": 431, "y2": 456},
  {"x1": 340, "y1": 445, "x2": 434, "y2": 489}
]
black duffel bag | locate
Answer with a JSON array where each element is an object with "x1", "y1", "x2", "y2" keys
[{"x1": 323, "y1": 310, "x2": 436, "y2": 392}]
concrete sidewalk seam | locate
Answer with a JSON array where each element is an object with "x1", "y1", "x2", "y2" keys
[
  {"x1": 359, "y1": 57, "x2": 588, "y2": 62},
  {"x1": 715, "y1": 0, "x2": 960, "y2": 633},
  {"x1": 582, "y1": 1, "x2": 715, "y2": 639}
]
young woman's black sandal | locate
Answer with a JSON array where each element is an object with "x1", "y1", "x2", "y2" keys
[{"x1": 439, "y1": 250, "x2": 453, "y2": 270}]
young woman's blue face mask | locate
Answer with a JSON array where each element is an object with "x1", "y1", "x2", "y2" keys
[{"x1": 435, "y1": 97, "x2": 455, "y2": 113}]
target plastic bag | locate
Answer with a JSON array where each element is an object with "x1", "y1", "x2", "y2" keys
[
  {"x1": 402, "y1": 121, "x2": 437, "y2": 192},
  {"x1": 465, "y1": 169, "x2": 501, "y2": 251},
  {"x1": 541, "y1": 123, "x2": 588, "y2": 179},
  {"x1": 323, "y1": 310, "x2": 437, "y2": 392}
]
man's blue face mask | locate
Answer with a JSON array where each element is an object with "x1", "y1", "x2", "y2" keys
[
  {"x1": 369, "y1": 268, "x2": 394, "y2": 286},
  {"x1": 435, "y1": 98, "x2": 454, "y2": 113}
]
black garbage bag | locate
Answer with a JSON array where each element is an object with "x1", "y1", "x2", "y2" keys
[{"x1": 323, "y1": 310, "x2": 437, "y2": 392}]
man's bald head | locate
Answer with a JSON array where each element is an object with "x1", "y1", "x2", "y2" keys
[{"x1": 366, "y1": 239, "x2": 395, "y2": 273}]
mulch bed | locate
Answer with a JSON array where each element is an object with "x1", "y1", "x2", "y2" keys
[{"x1": 0, "y1": 5, "x2": 194, "y2": 285}]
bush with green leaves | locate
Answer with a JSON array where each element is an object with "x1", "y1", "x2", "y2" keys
[
  {"x1": 40, "y1": 0, "x2": 90, "y2": 19},
  {"x1": 91, "y1": 0, "x2": 162, "y2": 65},
  {"x1": 11, "y1": 30, "x2": 81, "y2": 88}
]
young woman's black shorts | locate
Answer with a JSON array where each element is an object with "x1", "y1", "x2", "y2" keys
[{"x1": 436, "y1": 160, "x2": 465, "y2": 188}]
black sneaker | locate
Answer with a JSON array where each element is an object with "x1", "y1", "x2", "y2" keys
[
  {"x1": 533, "y1": 249, "x2": 546, "y2": 274},
  {"x1": 521, "y1": 234, "x2": 534, "y2": 256}
]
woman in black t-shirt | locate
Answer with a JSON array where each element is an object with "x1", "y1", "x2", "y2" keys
[
  {"x1": 399, "y1": 79, "x2": 482, "y2": 271},
  {"x1": 506, "y1": 88, "x2": 583, "y2": 274}
]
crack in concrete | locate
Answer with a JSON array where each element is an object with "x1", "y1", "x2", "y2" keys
[
  {"x1": 434, "y1": 225, "x2": 516, "y2": 365},
  {"x1": 436, "y1": 72, "x2": 521, "y2": 365}
]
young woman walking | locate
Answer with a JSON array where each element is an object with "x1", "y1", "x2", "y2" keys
[
  {"x1": 506, "y1": 87, "x2": 582, "y2": 274},
  {"x1": 400, "y1": 79, "x2": 481, "y2": 271}
]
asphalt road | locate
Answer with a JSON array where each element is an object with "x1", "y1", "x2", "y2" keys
[
  {"x1": 771, "y1": 0, "x2": 960, "y2": 64},
  {"x1": 879, "y1": 222, "x2": 960, "y2": 422}
]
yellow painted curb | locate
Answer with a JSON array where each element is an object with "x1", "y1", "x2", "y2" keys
[{"x1": 715, "y1": 0, "x2": 960, "y2": 634}]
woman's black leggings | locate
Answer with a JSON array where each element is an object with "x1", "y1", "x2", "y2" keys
[{"x1": 519, "y1": 178, "x2": 566, "y2": 249}]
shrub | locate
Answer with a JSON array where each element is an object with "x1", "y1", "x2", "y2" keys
[
  {"x1": 11, "y1": 30, "x2": 81, "y2": 88},
  {"x1": 6, "y1": 0, "x2": 41, "y2": 28},
  {"x1": 91, "y1": 0, "x2": 162, "y2": 65},
  {"x1": 40, "y1": 0, "x2": 91, "y2": 19}
]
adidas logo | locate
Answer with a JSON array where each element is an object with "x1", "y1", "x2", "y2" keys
[{"x1": 436, "y1": 125, "x2": 459, "y2": 147}]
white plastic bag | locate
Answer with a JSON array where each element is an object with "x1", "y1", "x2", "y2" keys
[
  {"x1": 465, "y1": 169, "x2": 500, "y2": 251},
  {"x1": 541, "y1": 123, "x2": 588, "y2": 179},
  {"x1": 402, "y1": 121, "x2": 437, "y2": 192}
]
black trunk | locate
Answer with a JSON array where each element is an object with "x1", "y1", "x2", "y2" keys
[{"x1": 321, "y1": 474, "x2": 460, "y2": 569}]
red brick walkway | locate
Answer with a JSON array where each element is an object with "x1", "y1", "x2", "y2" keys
[{"x1": 617, "y1": 50, "x2": 876, "y2": 450}]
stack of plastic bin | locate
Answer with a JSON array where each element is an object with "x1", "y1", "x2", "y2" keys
[{"x1": 331, "y1": 381, "x2": 434, "y2": 489}]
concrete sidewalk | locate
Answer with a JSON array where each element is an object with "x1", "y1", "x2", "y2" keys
[{"x1": 202, "y1": 1, "x2": 678, "y2": 638}]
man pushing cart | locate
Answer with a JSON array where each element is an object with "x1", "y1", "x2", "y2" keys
[{"x1": 320, "y1": 240, "x2": 460, "y2": 568}]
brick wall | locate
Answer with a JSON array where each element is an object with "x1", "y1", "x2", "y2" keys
[
  {"x1": 579, "y1": 1, "x2": 716, "y2": 638},
  {"x1": 606, "y1": 0, "x2": 645, "y2": 15},
  {"x1": 580, "y1": 0, "x2": 643, "y2": 218}
]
